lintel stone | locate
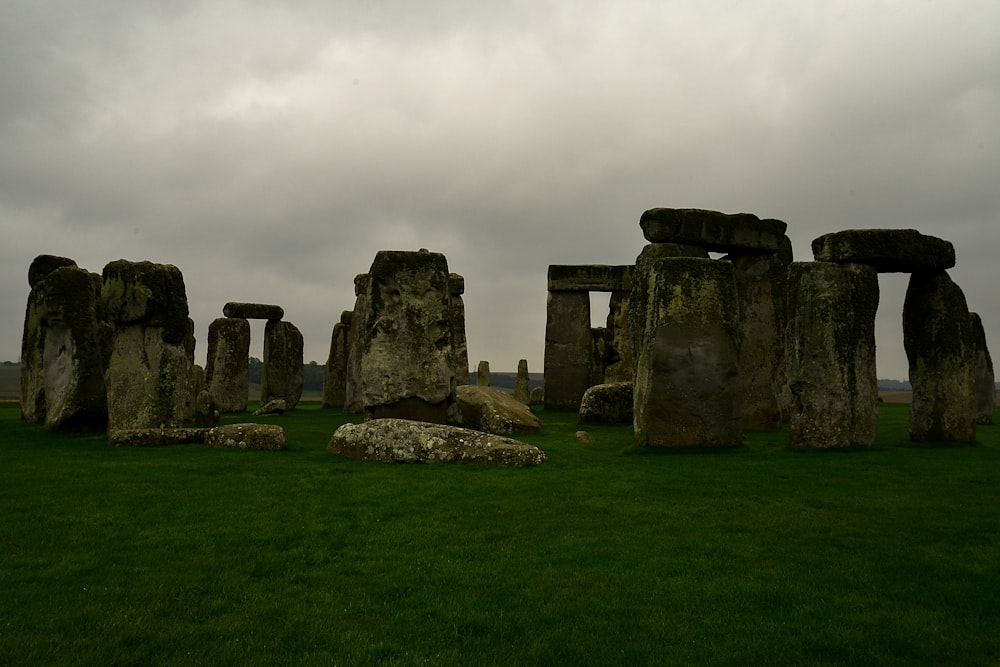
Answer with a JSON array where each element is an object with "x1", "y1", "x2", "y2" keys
[
  {"x1": 640, "y1": 208, "x2": 787, "y2": 253},
  {"x1": 547, "y1": 265, "x2": 633, "y2": 292},
  {"x1": 811, "y1": 229, "x2": 955, "y2": 272},
  {"x1": 223, "y1": 302, "x2": 284, "y2": 320}
]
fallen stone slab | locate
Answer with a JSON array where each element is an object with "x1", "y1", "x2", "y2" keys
[
  {"x1": 579, "y1": 382, "x2": 633, "y2": 424},
  {"x1": 205, "y1": 423, "x2": 288, "y2": 450},
  {"x1": 254, "y1": 399, "x2": 287, "y2": 416},
  {"x1": 449, "y1": 385, "x2": 542, "y2": 435},
  {"x1": 108, "y1": 428, "x2": 207, "y2": 447},
  {"x1": 223, "y1": 302, "x2": 284, "y2": 320},
  {"x1": 639, "y1": 208, "x2": 787, "y2": 253},
  {"x1": 811, "y1": 229, "x2": 955, "y2": 273},
  {"x1": 327, "y1": 419, "x2": 546, "y2": 466}
]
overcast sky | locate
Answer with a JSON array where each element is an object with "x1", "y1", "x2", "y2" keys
[{"x1": 2, "y1": 1, "x2": 998, "y2": 380}]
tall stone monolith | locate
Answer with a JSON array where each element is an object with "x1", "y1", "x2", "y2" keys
[
  {"x1": 261, "y1": 320, "x2": 304, "y2": 410},
  {"x1": 450, "y1": 273, "x2": 470, "y2": 386},
  {"x1": 102, "y1": 259, "x2": 194, "y2": 431},
  {"x1": 785, "y1": 261, "x2": 879, "y2": 448},
  {"x1": 344, "y1": 274, "x2": 369, "y2": 414},
  {"x1": 205, "y1": 316, "x2": 251, "y2": 412},
  {"x1": 632, "y1": 256, "x2": 742, "y2": 448},
  {"x1": 728, "y1": 235, "x2": 793, "y2": 428},
  {"x1": 20, "y1": 257, "x2": 110, "y2": 431},
  {"x1": 969, "y1": 312, "x2": 995, "y2": 425},
  {"x1": 514, "y1": 359, "x2": 531, "y2": 404},
  {"x1": 903, "y1": 270, "x2": 976, "y2": 442},
  {"x1": 323, "y1": 311, "x2": 351, "y2": 409},
  {"x1": 360, "y1": 250, "x2": 456, "y2": 423},
  {"x1": 476, "y1": 360, "x2": 491, "y2": 387}
]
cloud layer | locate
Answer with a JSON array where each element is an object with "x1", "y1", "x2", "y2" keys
[{"x1": 3, "y1": 1, "x2": 998, "y2": 380}]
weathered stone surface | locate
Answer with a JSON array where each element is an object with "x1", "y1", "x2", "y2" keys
[
  {"x1": 476, "y1": 360, "x2": 491, "y2": 387},
  {"x1": 108, "y1": 427, "x2": 207, "y2": 447},
  {"x1": 543, "y1": 290, "x2": 592, "y2": 409},
  {"x1": 903, "y1": 271, "x2": 976, "y2": 442},
  {"x1": 261, "y1": 320, "x2": 303, "y2": 409},
  {"x1": 530, "y1": 386, "x2": 544, "y2": 405},
  {"x1": 449, "y1": 385, "x2": 541, "y2": 435},
  {"x1": 575, "y1": 431, "x2": 595, "y2": 443},
  {"x1": 323, "y1": 315, "x2": 351, "y2": 408},
  {"x1": 254, "y1": 399, "x2": 287, "y2": 415},
  {"x1": 192, "y1": 389, "x2": 219, "y2": 428},
  {"x1": 728, "y1": 235, "x2": 793, "y2": 428},
  {"x1": 327, "y1": 419, "x2": 546, "y2": 466},
  {"x1": 20, "y1": 263, "x2": 109, "y2": 431},
  {"x1": 102, "y1": 260, "x2": 193, "y2": 431},
  {"x1": 601, "y1": 291, "x2": 633, "y2": 383},
  {"x1": 205, "y1": 317, "x2": 250, "y2": 413},
  {"x1": 811, "y1": 229, "x2": 955, "y2": 273},
  {"x1": 969, "y1": 313, "x2": 996, "y2": 425},
  {"x1": 640, "y1": 208, "x2": 787, "y2": 253},
  {"x1": 628, "y1": 243, "x2": 709, "y2": 377},
  {"x1": 450, "y1": 277, "x2": 469, "y2": 387},
  {"x1": 633, "y1": 257, "x2": 743, "y2": 447},
  {"x1": 222, "y1": 302, "x2": 284, "y2": 320},
  {"x1": 514, "y1": 359, "x2": 531, "y2": 404},
  {"x1": 579, "y1": 382, "x2": 633, "y2": 424},
  {"x1": 206, "y1": 423, "x2": 288, "y2": 450},
  {"x1": 547, "y1": 265, "x2": 633, "y2": 292},
  {"x1": 785, "y1": 262, "x2": 879, "y2": 448},
  {"x1": 360, "y1": 250, "x2": 456, "y2": 423},
  {"x1": 28, "y1": 254, "x2": 77, "y2": 289},
  {"x1": 344, "y1": 275, "x2": 369, "y2": 414}
]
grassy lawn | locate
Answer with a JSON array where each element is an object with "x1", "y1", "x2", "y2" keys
[{"x1": 1, "y1": 401, "x2": 998, "y2": 665}]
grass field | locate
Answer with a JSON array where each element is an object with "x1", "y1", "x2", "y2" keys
[{"x1": 2, "y1": 402, "x2": 999, "y2": 665}]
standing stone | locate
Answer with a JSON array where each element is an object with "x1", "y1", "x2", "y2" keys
[
  {"x1": 261, "y1": 319, "x2": 304, "y2": 410},
  {"x1": 476, "y1": 360, "x2": 491, "y2": 387},
  {"x1": 728, "y1": 235, "x2": 793, "y2": 428},
  {"x1": 530, "y1": 386, "x2": 544, "y2": 405},
  {"x1": 450, "y1": 273, "x2": 470, "y2": 386},
  {"x1": 344, "y1": 274, "x2": 369, "y2": 414},
  {"x1": 205, "y1": 317, "x2": 251, "y2": 413},
  {"x1": 602, "y1": 291, "x2": 633, "y2": 383},
  {"x1": 102, "y1": 260, "x2": 193, "y2": 431},
  {"x1": 903, "y1": 271, "x2": 976, "y2": 442},
  {"x1": 969, "y1": 313, "x2": 995, "y2": 425},
  {"x1": 514, "y1": 359, "x2": 531, "y2": 404},
  {"x1": 543, "y1": 290, "x2": 592, "y2": 409},
  {"x1": 785, "y1": 262, "x2": 879, "y2": 448},
  {"x1": 632, "y1": 257, "x2": 742, "y2": 448},
  {"x1": 360, "y1": 250, "x2": 456, "y2": 423},
  {"x1": 20, "y1": 259, "x2": 109, "y2": 431},
  {"x1": 323, "y1": 311, "x2": 351, "y2": 409}
]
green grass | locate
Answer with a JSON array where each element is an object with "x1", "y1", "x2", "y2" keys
[{"x1": 2, "y1": 402, "x2": 999, "y2": 665}]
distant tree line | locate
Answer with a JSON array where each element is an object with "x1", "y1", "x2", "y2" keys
[{"x1": 248, "y1": 357, "x2": 324, "y2": 392}]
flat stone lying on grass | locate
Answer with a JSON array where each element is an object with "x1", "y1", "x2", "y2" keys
[
  {"x1": 108, "y1": 428, "x2": 207, "y2": 447},
  {"x1": 327, "y1": 418, "x2": 546, "y2": 466},
  {"x1": 205, "y1": 423, "x2": 288, "y2": 450},
  {"x1": 254, "y1": 399, "x2": 287, "y2": 416},
  {"x1": 579, "y1": 382, "x2": 633, "y2": 424},
  {"x1": 449, "y1": 385, "x2": 541, "y2": 435}
]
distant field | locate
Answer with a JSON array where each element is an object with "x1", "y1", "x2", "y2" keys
[{"x1": 0, "y1": 365, "x2": 18, "y2": 401}]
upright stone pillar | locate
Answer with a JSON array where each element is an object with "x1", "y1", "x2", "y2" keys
[
  {"x1": 205, "y1": 317, "x2": 251, "y2": 412},
  {"x1": 514, "y1": 359, "x2": 531, "y2": 405},
  {"x1": 450, "y1": 273, "x2": 469, "y2": 386},
  {"x1": 602, "y1": 291, "x2": 633, "y2": 383},
  {"x1": 102, "y1": 260, "x2": 193, "y2": 431},
  {"x1": 323, "y1": 311, "x2": 352, "y2": 409},
  {"x1": 785, "y1": 261, "x2": 879, "y2": 448},
  {"x1": 360, "y1": 250, "x2": 456, "y2": 423},
  {"x1": 903, "y1": 270, "x2": 976, "y2": 442},
  {"x1": 969, "y1": 313, "x2": 995, "y2": 425},
  {"x1": 344, "y1": 274, "x2": 369, "y2": 414},
  {"x1": 20, "y1": 256, "x2": 109, "y2": 431},
  {"x1": 632, "y1": 257, "x2": 742, "y2": 448},
  {"x1": 729, "y1": 235, "x2": 793, "y2": 428},
  {"x1": 543, "y1": 291, "x2": 592, "y2": 409},
  {"x1": 476, "y1": 360, "x2": 491, "y2": 387},
  {"x1": 261, "y1": 320, "x2": 304, "y2": 410}
]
